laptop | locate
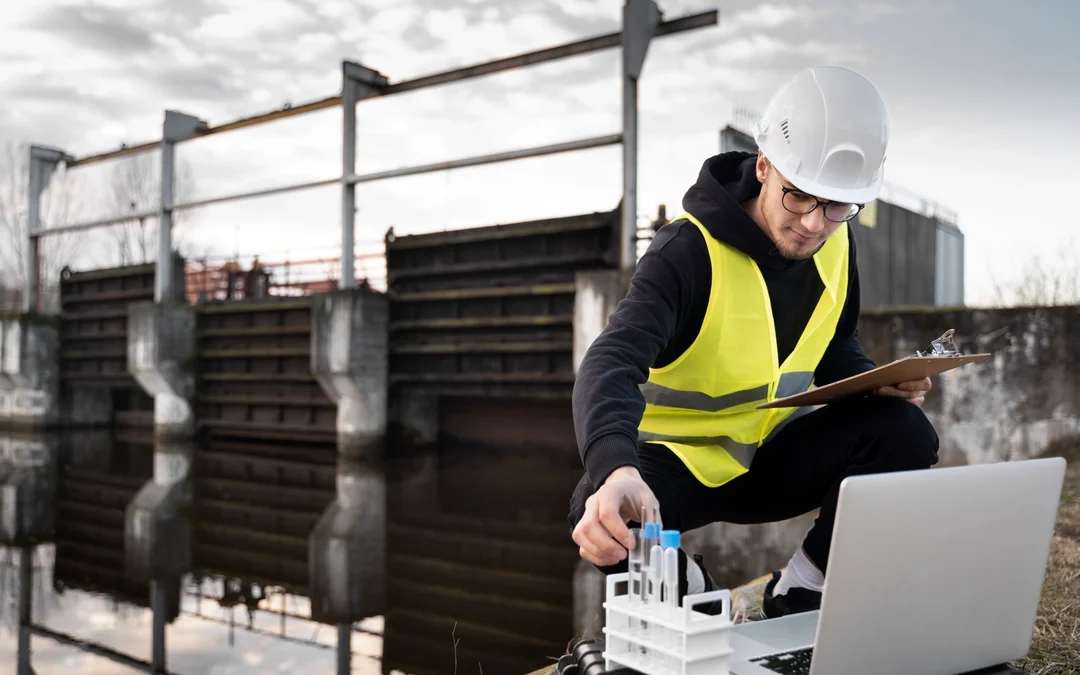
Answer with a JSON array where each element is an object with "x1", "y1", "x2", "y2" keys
[{"x1": 729, "y1": 456, "x2": 1067, "y2": 675}]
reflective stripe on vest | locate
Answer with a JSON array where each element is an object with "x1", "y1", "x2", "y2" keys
[{"x1": 637, "y1": 213, "x2": 849, "y2": 488}]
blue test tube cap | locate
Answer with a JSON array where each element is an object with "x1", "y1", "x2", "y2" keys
[
  {"x1": 643, "y1": 522, "x2": 660, "y2": 539},
  {"x1": 660, "y1": 529, "x2": 680, "y2": 549}
]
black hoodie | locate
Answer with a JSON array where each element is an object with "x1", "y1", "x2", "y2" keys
[{"x1": 572, "y1": 152, "x2": 877, "y2": 488}]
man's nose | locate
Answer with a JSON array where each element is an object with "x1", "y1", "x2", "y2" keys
[{"x1": 801, "y1": 207, "x2": 827, "y2": 232}]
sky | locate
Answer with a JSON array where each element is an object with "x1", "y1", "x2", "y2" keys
[
  {"x1": 1, "y1": 0, "x2": 1078, "y2": 305},
  {"x1": 0, "y1": 547, "x2": 386, "y2": 675}
]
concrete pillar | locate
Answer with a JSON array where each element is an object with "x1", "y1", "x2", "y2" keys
[
  {"x1": 0, "y1": 435, "x2": 57, "y2": 547},
  {"x1": 573, "y1": 270, "x2": 633, "y2": 373},
  {"x1": 309, "y1": 458, "x2": 386, "y2": 624},
  {"x1": 311, "y1": 287, "x2": 389, "y2": 461},
  {"x1": 387, "y1": 448, "x2": 439, "y2": 517},
  {"x1": 573, "y1": 557, "x2": 607, "y2": 640},
  {"x1": 128, "y1": 301, "x2": 196, "y2": 439},
  {"x1": 67, "y1": 387, "x2": 114, "y2": 426},
  {"x1": 396, "y1": 391, "x2": 439, "y2": 449},
  {"x1": 0, "y1": 323, "x2": 11, "y2": 424},
  {"x1": 1, "y1": 316, "x2": 60, "y2": 429},
  {"x1": 124, "y1": 438, "x2": 193, "y2": 584}
]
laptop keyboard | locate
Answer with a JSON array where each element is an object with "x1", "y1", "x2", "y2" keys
[{"x1": 749, "y1": 647, "x2": 814, "y2": 674}]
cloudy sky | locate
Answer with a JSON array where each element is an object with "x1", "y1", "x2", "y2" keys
[{"x1": 1, "y1": 0, "x2": 1078, "y2": 304}]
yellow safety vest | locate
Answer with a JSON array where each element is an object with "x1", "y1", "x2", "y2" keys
[{"x1": 637, "y1": 212, "x2": 850, "y2": 487}]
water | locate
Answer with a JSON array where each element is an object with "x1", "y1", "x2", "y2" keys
[{"x1": 0, "y1": 429, "x2": 585, "y2": 675}]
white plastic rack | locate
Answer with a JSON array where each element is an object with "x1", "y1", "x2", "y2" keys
[{"x1": 602, "y1": 572, "x2": 734, "y2": 675}]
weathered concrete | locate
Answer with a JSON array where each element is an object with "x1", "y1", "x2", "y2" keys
[
  {"x1": 0, "y1": 435, "x2": 57, "y2": 546},
  {"x1": 859, "y1": 304, "x2": 1080, "y2": 465},
  {"x1": 311, "y1": 287, "x2": 389, "y2": 460},
  {"x1": 308, "y1": 458, "x2": 386, "y2": 624},
  {"x1": 0, "y1": 316, "x2": 60, "y2": 429},
  {"x1": 387, "y1": 448, "x2": 439, "y2": 517},
  {"x1": 573, "y1": 557, "x2": 607, "y2": 639},
  {"x1": 573, "y1": 270, "x2": 633, "y2": 373},
  {"x1": 124, "y1": 438, "x2": 193, "y2": 584},
  {"x1": 128, "y1": 301, "x2": 196, "y2": 439},
  {"x1": 396, "y1": 391, "x2": 439, "y2": 448},
  {"x1": 674, "y1": 305, "x2": 1080, "y2": 590},
  {"x1": 67, "y1": 387, "x2": 115, "y2": 426}
]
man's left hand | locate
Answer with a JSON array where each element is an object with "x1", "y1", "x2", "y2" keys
[{"x1": 875, "y1": 377, "x2": 932, "y2": 406}]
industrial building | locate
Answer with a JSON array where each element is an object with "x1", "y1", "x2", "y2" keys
[{"x1": 720, "y1": 123, "x2": 965, "y2": 309}]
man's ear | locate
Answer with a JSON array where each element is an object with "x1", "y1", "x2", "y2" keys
[{"x1": 755, "y1": 150, "x2": 769, "y2": 184}]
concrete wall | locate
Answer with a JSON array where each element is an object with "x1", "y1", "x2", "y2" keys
[
  {"x1": 858, "y1": 304, "x2": 1080, "y2": 465},
  {"x1": 666, "y1": 305, "x2": 1080, "y2": 589}
]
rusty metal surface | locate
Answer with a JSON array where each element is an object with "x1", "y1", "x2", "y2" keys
[
  {"x1": 53, "y1": 441, "x2": 152, "y2": 607},
  {"x1": 195, "y1": 297, "x2": 336, "y2": 444},
  {"x1": 386, "y1": 210, "x2": 617, "y2": 400},
  {"x1": 58, "y1": 262, "x2": 161, "y2": 428},
  {"x1": 191, "y1": 439, "x2": 336, "y2": 592}
]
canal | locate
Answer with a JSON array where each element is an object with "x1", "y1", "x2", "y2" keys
[{"x1": 0, "y1": 404, "x2": 585, "y2": 675}]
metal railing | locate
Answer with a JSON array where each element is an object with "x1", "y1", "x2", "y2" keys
[{"x1": 21, "y1": 1, "x2": 720, "y2": 314}]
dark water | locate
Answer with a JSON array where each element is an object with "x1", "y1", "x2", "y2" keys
[{"x1": 0, "y1": 428, "x2": 585, "y2": 675}]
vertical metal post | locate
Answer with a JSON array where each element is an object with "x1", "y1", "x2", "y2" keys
[
  {"x1": 337, "y1": 623, "x2": 351, "y2": 675},
  {"x1": 341, "y1": 73, "x2": 358, "y2": 290},
  {"x1": 621, "y1": 75, "x2": 638, "y2": 271},
  {"x1": 17, "y1": 547, "x2": 32, "y2": 675},
  {"x1": 157, "y1": 111, "x2": 207, "y2": 303},
  {"x1": 339, "y1": 62, "x2": 388, "y2": 291},
  {"x1": 25, "y1": 154, "x2": 41, "y2": 315},
  {"x1": 151, "y1": 580, "x2": 167, "y2": 673},
  {"x1": 156, "y1": 139, "x2": 175, "y2": 303},
  {"x1": 23, "y1": 146, "x2": 71, "y2": 313},
  {"x1": 621, "y1": 0, "x2": 660, "y2": 272}
]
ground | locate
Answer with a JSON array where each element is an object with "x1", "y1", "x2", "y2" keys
[
  {"x1": 537, "y1": 437, "x2": 1080, "y2": 675},
  {"x1": 1013, "y1": 436, "x2": 1080, "y2": 675}
]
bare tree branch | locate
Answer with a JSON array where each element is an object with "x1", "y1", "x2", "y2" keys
[
  {"x1": 0, "y1": 139, "x2": 85, "y2": 311},
  {"x1": 109, "y1": 152, "x2": 200, "y2": 265},
  {"x1": 989, "y1": 241, "x2": 1080, "y2": 308}
]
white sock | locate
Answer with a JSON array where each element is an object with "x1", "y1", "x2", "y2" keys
[
  {"x1": 685, "y1": 551, "x2": 706, "y2": 595},
  {"x1": 774, "y1": 546, "x2": 824, "y2": 596}
]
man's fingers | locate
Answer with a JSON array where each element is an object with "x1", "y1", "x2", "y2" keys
[
  {"x1": 876, "y1": 385, "x2": 924, "y2": 400},
  {"x1": 579, "y1": 521, "x2": 626, "y2": 564},
  {"x1": 599, "y1": 493, "x2": 635, "y2": 550},
  {"x1": 898, "y1": 377, "x2": 932, "y2": 392},
  {"x1": 579, "y1": 546, "x2": 619, "y2": 568}
]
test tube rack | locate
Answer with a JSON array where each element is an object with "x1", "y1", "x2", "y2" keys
[{"x1": 601, "y1": 572, "x2": 733, "y2": 675}]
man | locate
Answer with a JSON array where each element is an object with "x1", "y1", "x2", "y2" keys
[{"x1": 568, "y1": 66, "x2": 940, "y2": 618}]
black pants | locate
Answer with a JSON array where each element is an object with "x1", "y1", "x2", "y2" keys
[{"x1": 568, "y1": 395, "x2": 940, "y2": 575}]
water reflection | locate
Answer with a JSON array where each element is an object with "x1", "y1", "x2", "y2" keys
[{"x1": 0, "y1": 428, "x2": 584, "y2": 675}]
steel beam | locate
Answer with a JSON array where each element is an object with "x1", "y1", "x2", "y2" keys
[
  {"x1": 337, "y1": 624, "x2": 352, "y2": 675},
  {"x1": 63, "y1": 10, "x2": 717, "y2": 169},
  {"x1": 173, "y1": 177, "x2": 338, "y2": 212},
  {"x1": 347, "y1": 134, "x2": 621, "y2": 186},
  {"x1": 157, "y1": 111, "x2": 208, "y2": 303},
  {"x1": 24, "y1": 146, "x2": 73, "y2": 312},
  {"x1": 29, "y1": 623, "x2": 181, "y2": 675},
  {"x1": 341, "y1": 63, "x2": 390, "y2": 290},
  {"x1": 621, "y1": 0, "x2": 661, "y2": 272}
]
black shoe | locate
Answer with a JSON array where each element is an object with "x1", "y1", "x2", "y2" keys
[
  {"x1": 677, "y1": 550, "x2": 727, "y2": 616},
  {"x1": 762, "y1": 571, "x2": 822, "y2": 618}
]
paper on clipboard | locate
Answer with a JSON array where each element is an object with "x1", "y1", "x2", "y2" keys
[{"x1": 757, "y1": 349, "x2": 991, "y2": 409}]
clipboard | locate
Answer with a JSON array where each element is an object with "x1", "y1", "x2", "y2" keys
[{"x1": 756, "y1": 353, "x2": 992, "y2": 409}]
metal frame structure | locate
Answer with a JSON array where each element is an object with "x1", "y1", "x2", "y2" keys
[{"x1": 24, "y1": 1, "x2": 718, "y2": 311}]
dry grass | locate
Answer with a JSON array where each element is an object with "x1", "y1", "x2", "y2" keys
[{"x1": 1014, "y1": 437, "x2": 1080, "y2": 675}]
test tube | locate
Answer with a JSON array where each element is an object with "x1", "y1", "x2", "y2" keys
[
  {"x1": 647, "y1": 534, "x2": 665, "y2": 646},
  {"x1": 661, "y1": 529, "x2": 680, "y2": 609},
  {"x1": 639, "y1": 520, "x2": 660, "y2": 604},
  {"x1": 628, "y1": 526, "x2": 643, "y2": 607}
]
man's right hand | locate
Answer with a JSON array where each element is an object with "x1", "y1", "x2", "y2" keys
[{"x1": 572, "y1": 466, "x2": 660, "y2": 567}]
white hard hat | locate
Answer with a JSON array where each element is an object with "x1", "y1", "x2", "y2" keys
[{"x1": 754, "y1": 66, "x2": 890, "y2": 205}]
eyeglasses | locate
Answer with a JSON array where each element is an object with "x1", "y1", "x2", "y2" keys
[{"x1": 780, "y1": 186, "x2": 864, "y2": 223}]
